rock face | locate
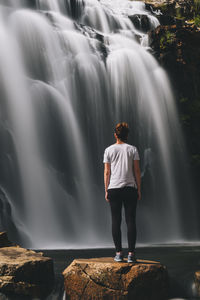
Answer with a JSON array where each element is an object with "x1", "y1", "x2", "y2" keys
[
  {"x1": 195, "y1": 271, "x2": 200, "y2": 295},
  {"x1": 0, "y1": 246, "x2": 54, "y2": 297},
  {"x1": 149, "y1": 24, "x2": 200, "y2": 98},
  {"x1": 129, "y1": 14, "x2": 151, "y2": 32},
  {"x1": 147, "y1": 0, "x2": 200, "y2": 215},
  {"x1": 63, "y1": 257, "x2": 169, "y2": 300},
  {"x1": 145, "y1": 0, "x2": 194, "y2": 20},
  {"x1": 149, "y1": 23, "x2": 200, "y2": 191},
  {"x1": 0, "y1": 232, "x2": 13, "y2": 248},
  {"x1": 146, "y1": 0, "x2": 200, "y2": 100}
]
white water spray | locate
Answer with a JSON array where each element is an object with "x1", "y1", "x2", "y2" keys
[{"x1": 0, "y1": 0, "x2": 197, "y2": 248}]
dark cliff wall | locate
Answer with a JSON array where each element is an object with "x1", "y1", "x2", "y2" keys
[{"x1": 147, "y1": 0, "x2": 200, "y2": 195}]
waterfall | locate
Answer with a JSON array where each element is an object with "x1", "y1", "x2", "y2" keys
[{"x1": 0, "y1": 0, "x2": 198, "y2": 248}]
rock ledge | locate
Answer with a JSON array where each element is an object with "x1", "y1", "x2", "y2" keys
[
  {"x1": 63, "y1": 257, "x2": 169, "y2": 299},
  {"x1": 0, "y1": 246, "x2": 54, "y2": 297},
  {"x1": 0, "y1": 232, "x2": 14, "y2": 248}
]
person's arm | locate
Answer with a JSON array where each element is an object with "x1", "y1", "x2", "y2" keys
[
  {"x1": 133, "y1": 160, "x2": 141, "y2": 200},
  {"x1": 104, "y1": 163, "x2": 111, "y2": 202}
]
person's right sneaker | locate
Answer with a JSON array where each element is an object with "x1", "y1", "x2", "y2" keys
[
  {"x1": 114, "y1": 253, "x2": 123, "y2": 262},
  {"x1": 127, "y1": 253, "x2": 137, "y2": 263}
]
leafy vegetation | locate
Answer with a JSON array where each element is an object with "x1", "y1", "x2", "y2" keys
[
  {"x1": 160, "y1": 31, "x2": 176, "y2": 50},
  {"x1": 194, "y1": 0, "x2": 200, "y2": 12},
  {"x1": 194, "y1": 15, "x2": 200, "y2": 26},
  {"x1": 193, "y1": 0, "x2": 200, "y2": 26}
]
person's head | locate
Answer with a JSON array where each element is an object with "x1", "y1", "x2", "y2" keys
[{"x1": 114, "y1": 122, "x2": 129, "y2": 142}]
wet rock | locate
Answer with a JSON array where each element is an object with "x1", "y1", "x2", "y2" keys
[
  {"x1": 144, "y1": 0, "x2": 194, "y2": 27},
  {"x1": 68, "y1": 0, "x2": 85, "y2": 20},
  {"x1": 74, "y1": 23, "x2": 108, "y2": 58},
  {"x1": 195, "y1": 271, "x2": 200, "y2": 295},
  {"x1": 0, "y1": 246, "x2": 54, "y2": 297},
  {"x1": 63, "y1": 257, "x2": 169, "y2": 300},
  {"x1": 129, "y1": 14, "x2": 151, "y2": 32},
  {"x1": 149, "y1": 24, "x2": 200, "y2": 98},
  {"x1": 145, "y1": 0, "x2": 176, "y2": 8},
  {"x1": 0, "y1": 232, "x2": 13, "y2": 248},
  {"x1": 147, "y1": 0, "x2": 200, "y2": 188},
  {"x1": 157, "y1": 14, "x2": 178, "y2": 25},
  {"x1": 145, "y1": 0, "x2": 194, "y2": 18}
]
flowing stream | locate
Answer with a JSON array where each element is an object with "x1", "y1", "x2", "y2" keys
[{"x1": 0, "y1": 0, "x2": 198, "y2": 248}]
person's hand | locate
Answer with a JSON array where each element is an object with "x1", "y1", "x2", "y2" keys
[
  {"x1": 105, "y1": 191, "x2": 109, "y2": 202},
  {"x1": 137, "y1": 190, "x2": 141, "y2": 201}
]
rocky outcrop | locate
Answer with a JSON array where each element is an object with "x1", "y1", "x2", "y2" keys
[
  {"x1": 63, "y1": 257, "x2": 169, "y2": 300},
  {"x1": 74, "y1": 23, "x2": 108, "y2": 58},
  {"x1": 0, "y1": 232, "x2": 14, "y2": 248},
  {"x1": 144, "y1": 0, "x2": 200, "y2": 98},
  {"x1": 149, "y1": 24, "x2": 200, "y2": 176},
  {"x1": 129, "y1": 14, "x2": 151, "y2": 32},
  {"x1": 149, "y1": 24, "x2": 200, "y2": 98},
  {"x1": 147, "y1": 0, "x2": 200, "y2": 201},
  {"x1": 195, "y1": 271, "x2": 200, "y2": 295},
  {"x1": 145, "y1": 0, "x2": 194, "y2": 21},
  {"x1": 0, "y1": 245, "x2": 54, "y2": 297}
]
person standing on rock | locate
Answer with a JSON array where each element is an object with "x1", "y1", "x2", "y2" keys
[{"x1": 103, "y1": 122, "x2": 141, "y2": 263}]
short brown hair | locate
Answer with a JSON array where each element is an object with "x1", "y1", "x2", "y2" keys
[{"x1": 114, "y1": 122, "x2": 129, "y2": 142}]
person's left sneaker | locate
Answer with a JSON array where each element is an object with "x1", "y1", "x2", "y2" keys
[
  {"x1": 114, "y1": 253, "x2": 123, "y2": 262},
  {"x1": 127, "y1": 253, "x2": 137, "y2": 263}
]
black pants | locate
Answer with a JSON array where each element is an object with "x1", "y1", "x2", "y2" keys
[{"x1": 107, "y1": 186, "x2": 138, "y2": 252}]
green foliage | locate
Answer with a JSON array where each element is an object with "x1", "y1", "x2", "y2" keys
[
  {"x1": 160, "y1": 31, "x2": 176, "y2": 50},
  {"x1": 180, "y1": 114, "x2": 190, "y2": 125},
  {"x1": 175, "y1": 7, "x2": 185, "y2": 20},
  {"x1": 159, "y1": 4, "x2": 168, "y2": 12},
  {"x1": 194, "y1": 15, "x2": 200, "y2": 26},
  {"x1": 179, "y1": 97, "x2": 188, "y2": 103},
  {"x1": 190, "y1": 99, "x2": 200, "y2": 115},
  {"x1": 194, "y1": 0, "x2": 200, "y2": 12},
  {"x1": 192, "y1": 0, "x2": 200, "y2": 26},
  {"x1": 179, "y1": 98, "x2": 200, "y2": 125}
]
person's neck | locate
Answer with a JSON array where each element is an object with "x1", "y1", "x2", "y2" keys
[{"x1": 116, "y1": 139, "x2": 125, "y2": 144}]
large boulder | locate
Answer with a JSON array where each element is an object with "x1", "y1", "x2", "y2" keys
[
  {"x1": 0, "y1": 246, "x2": 54, "y2": 297},
  {"x1": 63, "y1": 257, "x2": 169, "y2": 299},
  {"x1": 195, "y1": 271, "x2": 200, "y2": 295}
]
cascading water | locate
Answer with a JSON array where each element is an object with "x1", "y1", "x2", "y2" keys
[{"x1": 0, "y1": 0, "x2": 198, "y2": 248}]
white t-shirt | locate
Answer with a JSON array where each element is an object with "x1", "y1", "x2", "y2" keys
[{"x1": 103, "y1": 143, "x2": 140, "y2": 189}]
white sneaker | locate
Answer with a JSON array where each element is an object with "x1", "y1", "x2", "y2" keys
[
  {"x1": 127, "y1": 253, "x2": 137, "y2": 263},
  {"x1": 114, "y1": 253, "x2": 123, "y2": 262}
]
